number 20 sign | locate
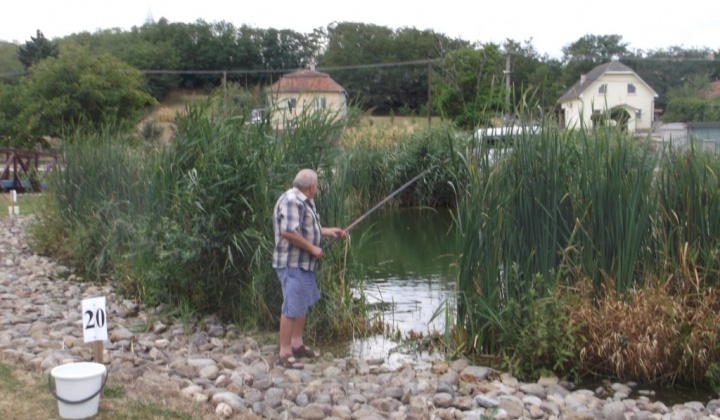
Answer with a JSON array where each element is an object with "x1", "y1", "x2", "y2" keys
[{"x1": 82, "y1": 297, "x2": 108, "y2": 343}]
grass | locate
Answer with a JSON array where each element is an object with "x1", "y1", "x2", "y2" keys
[
  {"x1": 353, "y1": 115, "x2": 446, "y2": 133},
  {"x1": 0, "y1": 359, "x2": 240, "y2": 420},
  {"x1": 0, "y1": 192, "x2": 48, "y2": 218}
]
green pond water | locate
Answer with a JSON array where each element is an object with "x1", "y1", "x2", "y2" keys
[{"x1": 324, "y1": 208, "x2": 456, "y2": 367}]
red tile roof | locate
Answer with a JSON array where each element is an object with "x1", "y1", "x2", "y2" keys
[{"x1": 270, "y1": 70, "x2": 346, "y2": 94}]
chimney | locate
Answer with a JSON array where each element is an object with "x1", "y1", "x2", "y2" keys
[
  {"x1": 580, "y1": 74, "x2": 586, "y2": 84},
  {"x1": 309, "y1": 63, "x2": 316, "y2": 71}
]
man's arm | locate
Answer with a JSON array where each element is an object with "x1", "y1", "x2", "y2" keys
[{"x1": 281, "y1": 231, "x2": 322, "y2": 259}]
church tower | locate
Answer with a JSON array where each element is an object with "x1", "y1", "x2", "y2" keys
[{"x1": 145, "y1": 8, "x2": 155, "y2": 25}]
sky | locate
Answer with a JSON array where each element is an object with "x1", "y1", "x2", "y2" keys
[{"x1": 1, "y1": 0, "x2": 719, "y2": 59}]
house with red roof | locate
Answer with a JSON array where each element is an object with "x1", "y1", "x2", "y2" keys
[
  {"x1": 268, "y1": 68, "x2": 347, "y2": 131},
  {"x1": 559, "y1": 60, "x2": 658, "y2": 133}
]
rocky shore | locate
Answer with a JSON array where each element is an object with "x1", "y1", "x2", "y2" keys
[{"x1": 1, "y1": 215, "x2": 719, "y2": 419}]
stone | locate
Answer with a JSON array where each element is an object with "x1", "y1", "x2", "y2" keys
[
  {"x1": 460, "y1": 366, "x2": 492, "y2": 382},
  {"x1": 296, "y1": 403, "x2": 329, "y2": 420},
  {"x1": 475, "y1": 394, "x2": 500, "y2": 408},
  {"x1": 433, "y1": 393, "x2": 454, "y2": 408},
  {"x1": 211, "y1": 392, "x2": 246, "y2": 410},
  {"x1": 109, "y1": 327, "x2": 134, "y2": 342},
  {"x1": 603, "y1": 401, "x2": 626, "y2": 420}
]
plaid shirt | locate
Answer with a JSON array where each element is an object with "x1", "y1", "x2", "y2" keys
[{"x1": 272, "y1": 187, "x2": 322, "y2": 271}]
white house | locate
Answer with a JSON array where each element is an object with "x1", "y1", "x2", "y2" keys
[
  {"x1": 268, "y1": 68, "x2": 347, "y2": 131},
  {"x1": 559, "y1": 60, "x2": 658, "y2": 133}
]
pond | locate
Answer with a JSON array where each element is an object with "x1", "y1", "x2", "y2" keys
[
  {"x1": 327, "y1": 208, "x2": 457, "y2": 367},
  {"x1": 321, "y1": 208, "x2": 718, "y2": 404}
]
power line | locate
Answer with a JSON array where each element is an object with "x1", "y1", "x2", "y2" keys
[{"x1": 136, "y1": 59, "x2": 436, "y2": 75}]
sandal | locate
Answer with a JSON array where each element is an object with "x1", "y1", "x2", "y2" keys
[
  {"x1": 292, "y1": 344, "x2": 320, "y2": 359},
  {"x1": 278, "y1": 354, "x2": 304, "y2": 369}
]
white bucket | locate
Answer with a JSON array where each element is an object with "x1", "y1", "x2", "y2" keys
[{"x1": 49, "y1": 362, "x2": 107, "y2": 419}]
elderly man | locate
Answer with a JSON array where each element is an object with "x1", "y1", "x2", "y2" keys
[{"x1": 272, "y1": 169, "x2": 344, "y2": 369}]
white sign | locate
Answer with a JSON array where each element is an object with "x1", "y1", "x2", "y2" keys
[{"x1": 82, "y1": 297, "x2": 108, "y2": 343}]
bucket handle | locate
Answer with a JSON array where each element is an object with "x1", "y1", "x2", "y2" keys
[{"x1": 48, "y1": 371, "x2": 108, "y2": 405}]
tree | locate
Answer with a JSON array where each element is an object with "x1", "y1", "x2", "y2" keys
[
  {"x1": 624, "y1": 46, "x2": 719, "y2": 110},
  {"x1": 64, "y1": 27, "x2": 182, "y2": 100},
  {"x1": 502, "y1": 39, "x2": 564, "y2": 115},
  {"x1": 561, "y1": 34, "x2": 629, "y2": 88},
  {"x1": 319, "y1": 22, "x2": 467, "y2": 114},
  {"x1": 4, "y1": 44, "x2": 156, "y2": 148},
  {"x1": 432, "y1": 44, "x2": 506, "y2": 128},
  {"x1": 662, "y1": 74, "x2": 720, "y2": 122},
  {"x1": 16, "y1": 30, "x2": 59, "y2": 69},
  {"x1": 0, "y1": 41, "x2": 24, "y2": 76}
]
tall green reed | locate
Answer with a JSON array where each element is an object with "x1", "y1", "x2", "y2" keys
[
  {"x1": 452, "y1": 115, "x2": 660, "y2": 377},
  {"x1": 565, "y1": 128, "x2": 658, "y2": 293},
  {"x1": 653, "y1": 141, "x2": 720, "y2": 288},
  {"x1": 34, "y1": 100, "x2": 365, "y2": 332}
]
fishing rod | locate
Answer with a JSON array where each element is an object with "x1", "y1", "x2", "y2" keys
[{"x1": 322, "y1": 160, "x2": 445, "y2": 250}]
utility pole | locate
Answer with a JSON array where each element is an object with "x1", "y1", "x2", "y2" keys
[
  {"x1": 427, "y1": 59, "x2": 432, "y2": 126},
  {"x1": 504, "y1": 53, "x2": 511, "y2": 124},
  {"x1": 223, "y1": 71, "x2": 227, "y2": 112}
]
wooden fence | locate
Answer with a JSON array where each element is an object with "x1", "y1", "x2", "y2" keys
[{"x1": 0, "y1": 148, "x2": 59, "y2": 192}]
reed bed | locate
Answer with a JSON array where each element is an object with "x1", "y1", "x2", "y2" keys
[
  {"x1": 451, "y1": 117, "x2": 720, "y2": 385},
  {"x1": 30, "y1": 103, "x2": 369, "y2": 336}
]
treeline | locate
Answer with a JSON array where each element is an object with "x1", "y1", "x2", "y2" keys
[{"x1": 1, "y1": 20, "x2": 719, "y2": 129}]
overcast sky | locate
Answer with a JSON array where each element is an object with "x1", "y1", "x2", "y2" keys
[{"x1": 1, "y1": 0, "x2": 718, "y2": 58}]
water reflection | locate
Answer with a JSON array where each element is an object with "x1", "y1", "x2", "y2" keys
[{"x1": 341, "y1": 208, "x2": 456, "y2": 362}]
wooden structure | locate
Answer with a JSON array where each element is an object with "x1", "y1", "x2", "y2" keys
[{"x1": 1, "y1": 148, "x2": 59, "y2": 192}]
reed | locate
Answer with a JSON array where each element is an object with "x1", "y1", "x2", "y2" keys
[
  {"x1": 340, "y1": 122, "x2": 464, "y2": 212},
  {"x1": 450, "y1": 116, "x2": 687, "y2": 380},
  {"x1": 31, "y1": 102, "x2": 367, "y2": 334},
  {"x1": 652, "y1": 141, "x2": 720, "y2": 288}
]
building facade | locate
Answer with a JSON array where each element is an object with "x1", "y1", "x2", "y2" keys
[{"x1": 559, "y1": 61, "x2": 658, "y2": 134}]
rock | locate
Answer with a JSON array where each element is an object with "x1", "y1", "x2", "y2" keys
[
  {"x1": 603, "y1": 401, "x2": 626, "y2": 420},
  {"x1": 460, "y1": 366, "x2": 491, "y2": 382},
  {"x1": 215, "y1": 402, "x2": 233, "y2": 418},
  {"x1": 433, "y1": 393, "x2": 454, "y2": 408},
  {"x1": 109, "y1": 327, "x2": 134, "y2": 342},
  {"x1": 476, "y1": 394, "x2": 500, "y2": 408},
  {"x1": 199, "y1": 364, "x2": 219, "y2": 380},
  {"x1": 296, "y1": 403, "x2": 328, "y2": 420},
  {"x1": 520, "y1": 383, "x2": 547, "y2": 398},
  {"x1": 211, "y1": 392, "x2": 246, "y2": 410}
]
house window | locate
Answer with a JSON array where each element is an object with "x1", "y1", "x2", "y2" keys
[
  {"x1": 313, "y1": 97, "x2": 326, "y2": 110},
  {"x1": 635, "y1": 109, "x2": 642, "y2": 120},
  {"x1": 598, "y1": 84, "x2": 607, "y2": 94},
  {"x1": 282, "y1": 98, "x2": 297, "y2": 111},
  {"x1": 627, "y1": 84, "x2": 636, "y2": 94}
]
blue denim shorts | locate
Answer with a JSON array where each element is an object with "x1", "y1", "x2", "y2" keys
[{"x1": 276, "y1": 267, "x2": 320, "y2": 318}]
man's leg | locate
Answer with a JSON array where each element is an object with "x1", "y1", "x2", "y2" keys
[
  {"x1": 290, "y1": 316, "x2": 306, "y2": 349},
  {"x1": 279, "y1": 314, "x2": 295, "y2": 357},
  {"x1": 278, "y1": 315, "x2": 303, "y2": 368},
  {"x1": 290, "y1": 316, "x2": 319, "y2": 358}
]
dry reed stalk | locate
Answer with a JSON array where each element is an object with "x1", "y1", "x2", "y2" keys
[{"x1": 568, "y1": 280, "x2": 720, "y2": 384}]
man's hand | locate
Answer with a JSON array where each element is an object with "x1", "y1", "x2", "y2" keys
[
  {"x1": 322, "y1": 227, "x2": 345, "y2": 238},
  {"x1": 310, "y1": 245, "x2": 323, "y2": 259}
]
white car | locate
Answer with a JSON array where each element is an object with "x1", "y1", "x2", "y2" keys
[{"x1": 471, "y1": 125, "x2": 539, "y2": 143}]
